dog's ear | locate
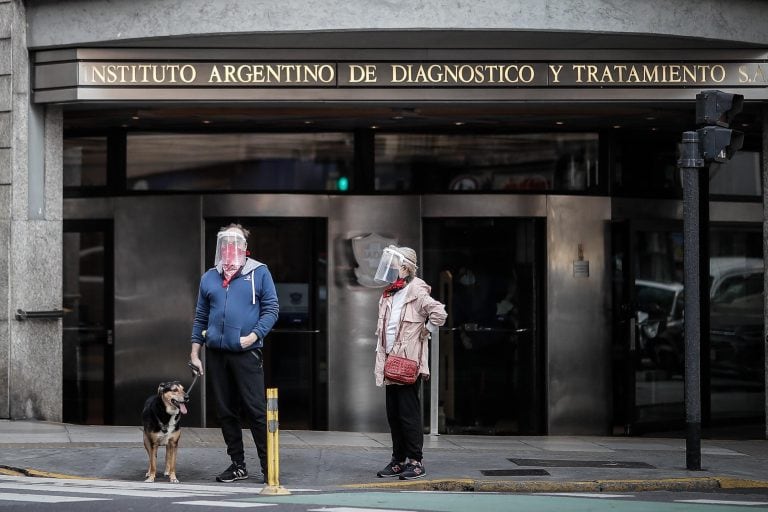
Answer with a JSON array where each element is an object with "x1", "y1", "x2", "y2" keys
[{"x1": 157, "y1": 382, "x2": 166, "y2": 395}]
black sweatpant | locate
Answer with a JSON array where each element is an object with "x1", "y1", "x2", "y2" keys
[
  {"x1": 385, "y1": 379, "x2": 423, "y2": 462},
  {"x1": 206, "y1": 347, "x2": 267, "y2": 473}
]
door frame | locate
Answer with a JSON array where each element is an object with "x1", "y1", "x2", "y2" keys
[
  {"x1": 62, "y1": 219, "x2": 115, "y2": 424},
  {"x1": 421, "y1": 195, "x2": 548, "y2": 434}
]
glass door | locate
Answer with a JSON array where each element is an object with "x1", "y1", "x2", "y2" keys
[
  {"x1": 423, "y1": 218, "x2": 546, "y2": 434},
  {"x1": 62, "y1": 220, "x2": 114, "y2": 424},
  {"x1": 612, "y1": 220, "x2": 765, "y2": 437},
  {"x1": 204, "y1": 218, "x2": 328, "y2": 430},
  {"x1": 612, "y1": 221, "x2": 686, "y2": 434}
]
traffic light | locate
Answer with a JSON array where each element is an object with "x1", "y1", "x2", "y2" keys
[
  {"x1": 336, "y1": 175, "x2": 349, "y2": 191},
  {"x1": 696, "y1": 126, "x2": 743, "y2": 163},
  {"x1": 695, "y1": 90, "x2": 744, "y2": 163}
]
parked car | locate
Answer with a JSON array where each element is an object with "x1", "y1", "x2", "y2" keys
[
  {"x1": 634, "y1": 257, "x2": 764, "y2": 380},
  {"x1": 634, "y1": 280, "x2": 685, "y2": 374},
  {"x1": 709, "y1": 257, "x2": 764, "y2": 382}
]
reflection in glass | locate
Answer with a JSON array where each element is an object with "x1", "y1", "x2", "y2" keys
[
  {"x1": 375, "y1": 133, "x2": 599, "y2": 192},
  {"x1": 64, "y1": 137, "x2": 108, "y2": 187},
  {"x1": 127, "y1": 133, "x2": 354, "y2": 191},
  {"x1": 709, "y1": 152, "x2": 762, "y2": 197},
  {"x1": 628, "y1": 227, "x2": 764, "y2": 434},
  {"x1": 708, "y1": 252, "x2": 764, "y2": 425}
]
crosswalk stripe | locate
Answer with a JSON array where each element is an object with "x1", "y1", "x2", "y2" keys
[
  {"x1": 0, "y1": 482, "x2": 209, "y2": 498},
  {"x1": 0, "y1": 475, "x2": 318, "y2": 494},
  {"x1": 174, "y1": 501, "x2": 276, "y2": 508},
  {"x1": 539, "y1": 493, "x2": 634, "y2": 498},
  {"x1": 0, "y1": 492, "x2": 108, "y2": 503},
  {"x1": 307, "y1": 508, "x2": 418, "y2": 512},
  {"x1": 676, "y1": 499, "x2": 768, "y2": 506}
]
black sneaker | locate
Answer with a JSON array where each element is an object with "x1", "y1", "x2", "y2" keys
[
  {"x1": 377, "y1": 460, "x2": 406, "y2": 478},
  {"x1": 216, "y1": 462, "x2": 248, "y2": 483},
  {"x1": 399, "y1": 461, "x2": 426, "y2": 480}
]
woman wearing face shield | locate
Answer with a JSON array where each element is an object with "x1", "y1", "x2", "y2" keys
[
  {"x1": 189, "y1": 223, "x2": 279, "y2": 484},
  {"x1": 373, "y1": 246, "x2": 447, "y2": 480}
]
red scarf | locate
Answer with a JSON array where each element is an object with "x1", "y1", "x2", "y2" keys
[
  {"x1": 382, "y1": 278, "x2": 407, "y2": 298},
  {"x1": 221, "y1": 265, "x2": 240, "y2": 288}
]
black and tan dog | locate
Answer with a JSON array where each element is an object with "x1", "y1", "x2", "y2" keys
[{"x1": 141, "y1": 381, "x2": 189, "y2": 483}]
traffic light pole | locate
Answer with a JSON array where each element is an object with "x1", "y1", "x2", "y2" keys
[{"x1": 678, "y1": 131, "x2": 705, "y2": 471}]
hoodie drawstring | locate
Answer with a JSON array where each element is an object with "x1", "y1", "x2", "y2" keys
[{"x1": 251, "y1": 269, "x2": 256, "y2": 305}]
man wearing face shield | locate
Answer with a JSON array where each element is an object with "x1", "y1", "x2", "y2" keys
[
  {"x1": 373, "y1": 246, "x2": 447, "y2": 480},
  {"x1": 190, "y1": 223, "x2": 279, "y2": 484}
]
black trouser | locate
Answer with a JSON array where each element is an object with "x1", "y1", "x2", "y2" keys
[
  {"x1": 385, "y1": 379, "x2": 423, "y2": 462},
  {"x1": 206, "y1": 347, "x2": 267, "y2": 473}
]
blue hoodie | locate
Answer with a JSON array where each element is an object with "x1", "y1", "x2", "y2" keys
[{"x1": 191, "y1": 258, "x2": 279, "y2": 351}]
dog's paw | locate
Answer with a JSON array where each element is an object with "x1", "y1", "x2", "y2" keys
[
  {"x1": 169, "y1": 476, "x2": 180, "y2": 484},
  {"x1": 144, "y1": 475, "x2": 156, "y2": 483}
]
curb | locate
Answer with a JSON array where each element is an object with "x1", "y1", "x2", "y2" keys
[
  {"x1": 348, "y1": 476, "x2": 768, "y2": 493},
  {"x1": 0, "y1": 466, "x2": 91, "y2": 480}
]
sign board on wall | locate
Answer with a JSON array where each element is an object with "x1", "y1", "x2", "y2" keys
[{"x1": 33, "y1": 48, "x2": 768, "y2": 102}]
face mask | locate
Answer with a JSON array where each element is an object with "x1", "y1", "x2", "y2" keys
[
  {"x1": 214, "y1": 230, "x2": 247, "y2": 269},
  {"x1": 374, "y1": 246, "x2": 417, "y2": 284}
]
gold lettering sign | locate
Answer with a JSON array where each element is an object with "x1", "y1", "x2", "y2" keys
[
  {"x1": 80, "y1": 62, "x2": 337, "y2": 87},
  {"x1": 76, "y1": 61, "x2": 768, "y2": 88}
]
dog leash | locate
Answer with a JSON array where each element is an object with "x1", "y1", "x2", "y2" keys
[{"x1": 186, "y1": 361, "x2": 202, "y2": 394}]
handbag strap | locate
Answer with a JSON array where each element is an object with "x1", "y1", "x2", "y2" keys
[
  {"x1": 389, "y1": 333, "x2": 424, "y2": 362},
  {"x1": 381, "y1": 296, "x2": 425, "y2": 362}
]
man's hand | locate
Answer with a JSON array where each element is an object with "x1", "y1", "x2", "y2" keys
[
  {"x1": 189, "y1": 357, "x2": 204, "y2": 376},
  {"x1": 190, "y1": 344, "x2": 204, "y2": 376},
  {"x1": 240, "y1": 332, "x2": 258, "y2": 349}
]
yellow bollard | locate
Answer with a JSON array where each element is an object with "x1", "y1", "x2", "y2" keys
[{"x1": 259, "y1": 388, "x2": 290, "y2": 496}]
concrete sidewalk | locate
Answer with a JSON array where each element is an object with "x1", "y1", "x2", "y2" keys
[{"x1": 0, "y1": 420, "x2": 766, "y2": 492}]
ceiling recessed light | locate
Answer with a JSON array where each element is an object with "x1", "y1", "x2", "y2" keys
[
  {"x1": 202, "y1": 120, "x2": 211, "y2": 124},
  {"x1": 555, "y1": 121, "x2": 564, "y2": 125},
  {"x1": 613, "y1": 125, "x2": 621, "y2": 129},
  {"x1": 370, "y1": 125, "x2": 379, "y2": 129},
  {"x1": 645, "y1": 116, "x2": 656, "y2": 121},
  {"x1": 454, "y1": 121, "x2": 465, "y2": 126},
  {"x1": 392, "y1": 116, "x2": 404, "y2": 120},
  {"x1": 304, "y1": 120, "x2": 314, "y2": 125},
  {"x1": 131, "y1": 116, "x2": 140, "y2": 120},
  {"x1": 741, "y1": 123, "x2": 750, "y2": 127}
]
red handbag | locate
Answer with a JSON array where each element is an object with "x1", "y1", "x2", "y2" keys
[
  {"x1": 383, "y1": 354, "x2": 420, "y2": 384},
  {"x1": 383, "y1": 331, "x2": 424, "y2": 384}
]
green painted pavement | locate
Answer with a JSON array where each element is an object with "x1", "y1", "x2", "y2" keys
[{"x1": 238, "y1": 491, "x2": 768, "y2": 511}]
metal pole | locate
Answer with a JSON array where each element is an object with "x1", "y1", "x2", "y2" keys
[
  {"x1": 429, "y1": 328, "x2": 440, "y2": 436},
  {"x1": 260, "y1": 388, "x2": 290, "y2": 495},
  {"x1": 679, "y1": 131, "x2": 704, "y2": 471}
]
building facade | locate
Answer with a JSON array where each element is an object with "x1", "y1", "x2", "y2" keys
[{"x1": 1, "y1": 0, "x2": 767, "y2": 437}]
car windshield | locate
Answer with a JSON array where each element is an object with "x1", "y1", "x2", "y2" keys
[
  {"x1": 636, "y1": 285, "x2": 677, "y2": 316},
  {"x1": 711, "y1": 273, "x2": 763, "y2": 311}
]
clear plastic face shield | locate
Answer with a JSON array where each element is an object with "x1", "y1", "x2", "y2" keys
[
  {"x1": 214, "y1": 230, "x2": 247, "y2": 268},
  {"x1": 374, "y1": 246, "x2": 416, "y2": 284}
]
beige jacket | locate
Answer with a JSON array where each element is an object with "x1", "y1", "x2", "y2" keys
[{"x1": 374, "y1": 277, "x2": 447, "y2": 386}]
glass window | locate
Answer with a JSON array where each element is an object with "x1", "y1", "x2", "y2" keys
[
  {"x1": 126, "y1": 133, "x2": 354, "y2": 192},
  {"x1": 627, "y1": 226, "x2": 764, "y2": 431},
  {"x1": 64, "y1": 137, "x2": 108, "y2": 187},
  {"x1": 709, "y1": 151, "x2": 762, "y2": 197},
  {"x1": 375, "y1": 133, "x2": 599, "y2": 193},
  {"x1": 611, "y1": 132, "x2": 681, "y2": 198}
]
